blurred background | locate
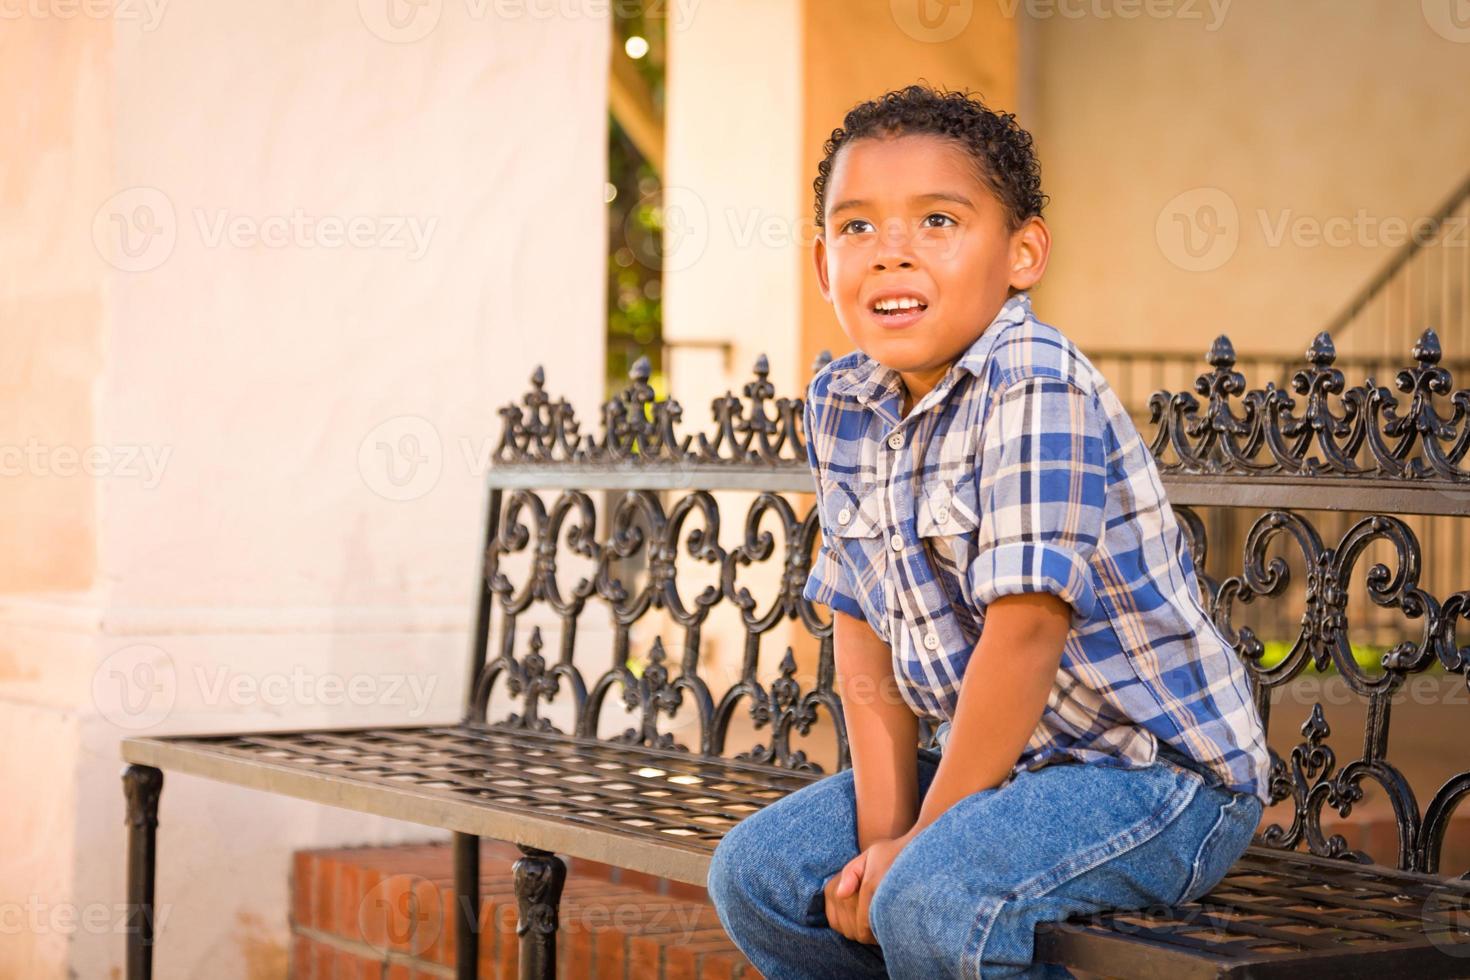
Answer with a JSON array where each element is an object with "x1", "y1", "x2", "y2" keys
[{"x1": 4, "y1": 1, "x2": 1470, "y2": 976}]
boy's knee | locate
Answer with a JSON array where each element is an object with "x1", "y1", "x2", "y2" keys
[
  {"x1": 871, "y1": 852, "x2": 1034, "y2": 977},
  {"x1": 867, "y1": 846, "x2": 931, "y2": 944},
  {"x1": 709, "y1": 768, "x2": 860, "y2": 916},
  {"x1": 707, "y1": 820, "x2": 758, "y2": 909}
]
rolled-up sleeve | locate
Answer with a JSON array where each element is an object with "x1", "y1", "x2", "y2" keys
[
  {"x1": 803, "y1": 538, "x2": 867, "y2": 621},
  {"x1": 799, "y1": 386, "x2": 866, "y2": 621},
  {"x1": 967, "y1": 374, "x2": 1107, "y2": 623}
]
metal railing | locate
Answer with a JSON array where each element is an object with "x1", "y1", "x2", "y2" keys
[{"x1": 1319, "y1": 171, "x2": 1470, "y2": 367}]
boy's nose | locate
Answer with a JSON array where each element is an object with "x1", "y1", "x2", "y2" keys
[{"x1": 873, "y1": 218, "x2": 918, "y2": 268}]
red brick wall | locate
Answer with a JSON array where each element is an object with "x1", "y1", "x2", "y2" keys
[{"x1": 289, "y1": 839, "x2": 761, "y2": 979}]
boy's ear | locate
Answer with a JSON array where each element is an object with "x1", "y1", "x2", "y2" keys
[
  {"x1": 1008, "y1": 216, "x2": 1051, "y2": 292},
  {"x1": 813, "y1": 232, "x2": 833, "y2": 301}
]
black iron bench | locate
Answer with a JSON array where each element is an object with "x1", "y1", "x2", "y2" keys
[{"x1": 123, "y1": 334, "x2": 1470, "y2": 978}]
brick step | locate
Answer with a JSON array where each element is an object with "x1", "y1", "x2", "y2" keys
[{"x1": 289, "y1": 839, "x2": 761, "y2": 979}]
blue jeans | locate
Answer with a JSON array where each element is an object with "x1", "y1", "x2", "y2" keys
[{"x1": 707, "y1": 747, "x2": 1262, "y2": 979}]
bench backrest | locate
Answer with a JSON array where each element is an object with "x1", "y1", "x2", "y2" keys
[{"x1": 474, "y1": 330, "x2": 1470, "y2": 878}]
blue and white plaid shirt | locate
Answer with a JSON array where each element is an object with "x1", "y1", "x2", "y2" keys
[{"x1": 802, "y1": 292, "x2": 1271, "y2": 801}]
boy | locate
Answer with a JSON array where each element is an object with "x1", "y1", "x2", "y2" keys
[{"x1": 707, "y1": 84, "x2": 1271, "y2": 978}]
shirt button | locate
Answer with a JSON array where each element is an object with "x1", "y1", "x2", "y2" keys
[
  {"x1": 837, "y1": 507, "x2": 852, "y2": 524},
  {"x1": 889, "y1": 532, "x2": 903, "y2": 551},
  {"x1": 924, "y1": 632, "x2": 940, "y2": 650},
  {"x1": 887, "y1": 431, "x2": 904, "y2": 450},
  {"x1": 935, "y1": 506, "x2": 950, "y2": 524}
]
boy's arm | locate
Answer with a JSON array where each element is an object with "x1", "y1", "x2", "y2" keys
[
  {"x1": 802, "y1": 384, "x2": 918, "y2": 849},
  {"x1": 906, "y1": 592, "x2": 1068, "y2": 836},
  {"x1": 834, "y1": 608, "x2": 920, "y2": 851}
]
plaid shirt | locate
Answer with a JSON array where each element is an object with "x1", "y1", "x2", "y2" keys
[{"x1": 802, "y1": 292, "x2": 1271, "y2": 801}]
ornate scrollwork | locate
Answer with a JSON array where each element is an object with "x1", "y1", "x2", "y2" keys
[
  {"x1": 729, "y1": 647, "x2": 833, "y2": 773},
  {"x1": 609, "y1": 637, "x2": 688, "y2": 752},
  {"x1": 498, "y1": 328, "x2": 1470, "y2": 479},
  {"x1": 492, "y1": 365, "x2": 583, "y2": 463},
  {"x1": 512, "y1": 845, "x2": 566, "y2": 948},
  {"x1": 1214, "y1": 511, "x2": 1437, "y2": 691},
  {"x1": 503, "y1": 627, "x2": 560, "y2": 734},
  {"x1": 492, "y1": 352, "x2": 834, "y2": 467},
  {"x1": 470, "y1": 481, "x2": 844, "y2": 769},
  {"x1": 1151, "y1": 327, "x2": 1470, "y2": 481},
  {"x1": 1258, "y1": 705, "x2": 1369, "y2": 862}
]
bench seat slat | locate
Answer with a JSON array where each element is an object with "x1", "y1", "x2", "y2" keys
[{"x1": 120, "y1": 722, "x2": 817, "y2": 885}]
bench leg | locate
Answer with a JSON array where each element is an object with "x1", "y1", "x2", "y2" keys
[
  {"x1": 513, "y1": 844, "x2": 566, "y2": 980},
  {"x1": 123, "y1": 764, "x2": 163, "y2": 980},
  {"x1": 453, "y1": 832, "x2": 481, "y2": 979}
]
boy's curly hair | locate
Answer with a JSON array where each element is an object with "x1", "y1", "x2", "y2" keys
[{"x1": 813, "y1": 82, "x2": 1047, "y2": 233}]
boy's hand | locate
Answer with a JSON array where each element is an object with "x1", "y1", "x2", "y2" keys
[{"x1": 823, "y1": 832, "x2": 914, "y2": 945}]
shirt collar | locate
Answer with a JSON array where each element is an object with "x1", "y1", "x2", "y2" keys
[{"x1": 827, "y1": 291, "x2": 1033, "y2": 412}]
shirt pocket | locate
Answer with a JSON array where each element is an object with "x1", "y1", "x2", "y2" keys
[
  {"x1": 819, "y1": 477, "x2": 884, "y2": 537},
  {"x1": 916, "y1": 477, "x2": 982, "y2": 599},
  {"x1": 817, "y1": 479, "x2": 888, "y2": 612}
]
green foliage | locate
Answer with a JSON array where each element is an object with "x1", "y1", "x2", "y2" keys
[
  {"x1": 606, "y1": 9, "x2": 667, "y2": 401},
  {"x1": 1254, "y1": 639, "x2": 1387, "y2": 673}
]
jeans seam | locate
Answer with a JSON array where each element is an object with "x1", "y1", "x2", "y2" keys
[
  {"x1": 961, "y1": 769, "x2": 1203, "y2": 980},
  {"x1": 1179, "y1": 794, "x2": 1233, "y2": 905},
  {"x1": 1178, "y1": 793, "x2": 1258, "y2": 905}
]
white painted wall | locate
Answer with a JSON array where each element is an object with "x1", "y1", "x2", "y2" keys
[{"x1": 0, "y1": 3, "x2": 609, "y2": 976}]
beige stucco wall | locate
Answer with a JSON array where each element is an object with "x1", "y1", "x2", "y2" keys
[
  {"x1": 1027, "y1": 0, "x2": 1470, "y2": 359},
  {"x1": 0, "y1": 4, "x2": 609, "y2": 977}
]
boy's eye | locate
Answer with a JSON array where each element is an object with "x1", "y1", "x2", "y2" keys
[{"x1": 838, "y1": 214, "x2": 956, "y2": 235}]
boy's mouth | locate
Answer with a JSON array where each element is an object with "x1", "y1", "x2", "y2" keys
[{"x1": 868, "y1": 294, "x2": 930, "y2": 329}]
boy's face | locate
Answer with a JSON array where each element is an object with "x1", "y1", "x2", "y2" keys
[{"x1": 813, "y1": 133, "x2": 1049, "y2": 405}]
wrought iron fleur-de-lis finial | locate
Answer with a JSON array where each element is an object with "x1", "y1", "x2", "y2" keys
[
  {"x1": 1207, "y1": 334, "x2": 1236, "y2": 370},
  {"x1": 1413, "y1": 326, "x2": 1441, "y2": 367},
  {"x1": 1306, "y1": 331, "x2": 1336, "y2": 368},
  {"x1": 1195, "y1": 335, "x2": 1245, "y2": 402},
  {"x1": 1293, "y1": 331, "x2": 1343, "y2": 401}
]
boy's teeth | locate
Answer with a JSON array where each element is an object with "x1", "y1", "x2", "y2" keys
[{"x1": 873, "y1": 297, "x2": 927, "y2": 312}]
